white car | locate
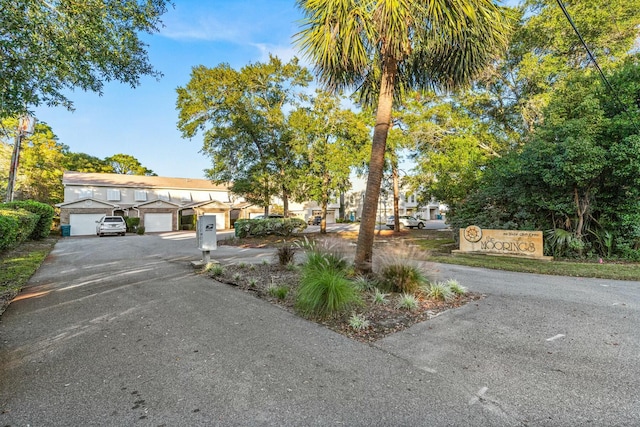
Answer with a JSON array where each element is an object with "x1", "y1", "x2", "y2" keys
[
  {"x1": 386, "y1": 215, "x2": 425, "y2": 229},
  {"x1": 96, "y1": 216, "x2": 127, "y2": 237}
]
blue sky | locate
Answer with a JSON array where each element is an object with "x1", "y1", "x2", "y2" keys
[{"x1": 34, "y1": 0, "x2": 520, "y2": 180}]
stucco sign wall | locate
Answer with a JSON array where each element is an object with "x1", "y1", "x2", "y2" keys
[{"x1": 457, "y1": 226, "x2": 548, "y2": 259}]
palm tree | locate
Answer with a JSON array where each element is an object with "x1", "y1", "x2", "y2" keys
[{"x1": 296, "y1": 0, "x2": 512, "y2": 272}]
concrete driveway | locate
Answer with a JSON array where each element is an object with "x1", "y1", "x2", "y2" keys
[{"x1": 1, "y1": 232, "x2": 639, "y2": 426}]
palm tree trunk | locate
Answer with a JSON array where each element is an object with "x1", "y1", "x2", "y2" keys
[
  {"x1": 355, "y1": 59, "x2": 397, "y2": 273},
  {"x1": 392, "y1": 158, "x2": 399, "y2": 231}
]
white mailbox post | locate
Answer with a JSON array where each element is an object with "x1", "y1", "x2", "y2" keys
[{"x1": 197, "y1": 215, "x2": 217, "y2": 264}]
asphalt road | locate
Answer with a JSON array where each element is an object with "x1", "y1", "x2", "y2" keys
[{"x1": 0, "y1": 232, "x2": 638, "y2": 426}]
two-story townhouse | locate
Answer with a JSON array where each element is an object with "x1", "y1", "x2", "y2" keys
[{"x1": 56, "y1": 172, "x2": 258, "y2": 236}]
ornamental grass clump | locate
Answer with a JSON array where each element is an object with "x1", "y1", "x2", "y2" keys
[
  {"x1": 375, "y1": 244, "x2": 430, "y2": 293},
  {"x1": 296, "y1": 242, "x2": 360, "y2": 318},
  {"x1": 379, "y1": 263, "x2": 426, "y2": 293},
  {"x1": 275, "y1": 245, "x2": 296, "y2": 266}
]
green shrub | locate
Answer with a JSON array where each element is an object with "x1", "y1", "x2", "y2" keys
[
  {"x1": 233, "y1": 218, "x2": 307, "y2": 238},
  {"x1": 0, "y1": 208, "x2": 39, "y2": 250},
  {"x1": 136, "y1": 226, "x2": 146, "y2": 235},
  {"x1": 125, "y1": 217, "x2": 140, "y2": 233},
  {"x1": 0, "y1": 213, "x2": 19, "y2": 251},
  {"x1": 2, "y1": 200, "x2": 54, "y2": 240}
]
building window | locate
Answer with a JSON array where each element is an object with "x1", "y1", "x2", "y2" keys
[
  {"x1": 107, "y1": 189, "x2": 121, "y2": 201},
  {"x1": 79, "y1": 189, "x2": 93, "y2": 199},
  {"x1": 134, "y1": 190, "x2": 147, "y2": 201}
]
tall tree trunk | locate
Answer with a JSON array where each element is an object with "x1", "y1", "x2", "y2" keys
[
  {"x1": 392, "y1": 157, "x2": 399, "y2": 231},
  {"x1": 573, "y1": 187, "x2": 590, "y2": 241},
  {"x1": 354, "y1": 58, "x2": 397, "y2": 273},
  {"x1": 321, "y1": 171, "x2": 330, "y2": 234},
  {"x1": 339, "y1": 192, "x2": 345, "y2": 221}
]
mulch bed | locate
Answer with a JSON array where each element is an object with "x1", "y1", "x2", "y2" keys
[{"x1": 206, "y1": 261, "x2": 481, "y2": 343}]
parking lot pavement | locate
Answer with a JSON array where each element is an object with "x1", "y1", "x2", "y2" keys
[{"x1": 1, "y1": 232, "x2": 638, "y2": 426}]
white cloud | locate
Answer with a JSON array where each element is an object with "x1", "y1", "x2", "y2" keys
[
  {"x1": 251, "y1": 43, "x2": 303, "y2": 63},
  {"x1": 160, "y1": 15, "x2": 246, "y2": 42}
]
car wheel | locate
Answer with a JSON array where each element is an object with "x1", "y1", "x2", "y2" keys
[
  {"x1": 387, "y1": 226, "x2": 394, "y2": 230},
  {"x1": 418, "y1": 222, "x2": 425, "y2": 229}
]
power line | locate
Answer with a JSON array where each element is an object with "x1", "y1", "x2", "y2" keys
[{"x1": 556, "y1": 0, "x2": 640, "y2": 133}]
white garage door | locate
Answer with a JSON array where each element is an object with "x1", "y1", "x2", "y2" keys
[
  {"x1": 69, "y1": 213, "x2": 105, "y2": 236},
  {"x1": 144, "y1": 213, "x2": 173, "y2": 232}
]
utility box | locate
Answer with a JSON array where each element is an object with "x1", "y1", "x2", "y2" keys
[{"x1": 197, "y1": 215, "x2": 217, "y2": 251}]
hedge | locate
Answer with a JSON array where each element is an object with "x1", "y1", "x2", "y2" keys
[
  {"x1": 0, "y1": 208, "x2": 39, "y2": 250},
  {"x1": 234, "y1": 218, "x2": 307, "y2": 238},
  {"x1": 1, "y1": 200, "x2": 55, "y2": 240}
]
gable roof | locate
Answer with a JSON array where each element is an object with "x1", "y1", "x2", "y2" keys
[
  {"x1": 55, "y1": 198, "x2": 119, "y2": 208},
  {"x1": 63, "y1": 171, "x2": 230, "y2": 192}
]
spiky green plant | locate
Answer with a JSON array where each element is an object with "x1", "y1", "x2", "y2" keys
[
  {"x1": 396, "y1": 293, "x2": 419, "y2": 310},
  {"x1": 206, "y1": 263, "x2": 224, "y2": 276},
  {"x1": 237, "y1": 262, "x2": 247, "y2": 269},
  {"x1": 352, "y1": 275, "x2": 377, "y2": 291},
  {"x1": 426, "y1": 282, "x2": 454, "y2": 302},
  {"x1": 267, "y1": 284, "x2": 289, "y2": 300},
  {"x1": 446, "y1": 279, "x2": 467, "y2": 296},
  {"x1": 232, "y1": 272, "x2": 241, "y2": 282},
  {"x1": 248, "y1": 277, "x2": 258, "y2": 288},
  {"x1": 372, "y1": 288, "x2": 389, "y2": 305},
  {"x1": 285, "y1": 262, "x2": 298, "y2": 271},
  {"x1": 296, "y1": 263, "x2": 361, "y2": 318},
  {"x1": 348, "y1": 313, "x2": 370, "y2": 331}
]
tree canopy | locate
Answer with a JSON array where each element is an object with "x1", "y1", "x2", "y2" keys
[
  {"x1": 296, "y1": 0, "x2": 513, "y2": 271},
  {"x1": 0, "y1": 0, "x2": 171, "y2": 118},
  {"x1": 289, "y1": 90, "x2": 370, "y2": 232},
  {"x1": 1, "y1": 118, "x2": 156, "y2": 203},
  {"x1": 176, "y1": 56, "x2": 312, "y2": 215}
]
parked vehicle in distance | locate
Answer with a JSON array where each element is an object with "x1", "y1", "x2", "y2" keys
[
  {"x1": 308, "y1": 215, "x2": 322, "y2": 225},
  {"x1": 253, "y1": 214, "x2": 284, "y2": 219},
  {"x1": 386, "y1": 215, "x2": 425, "y2": 229},
  {"x1": 96, "y1": 216, "x2": 127, "y2": 237}
]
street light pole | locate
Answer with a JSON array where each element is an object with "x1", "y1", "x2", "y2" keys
[{"x1": 5, "y1": 116, "x2": 36, "y2": 203}]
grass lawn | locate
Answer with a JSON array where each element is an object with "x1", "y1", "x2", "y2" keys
[
  {"x1": 408, "y1": 230, "x2": 640, "y2": 281},
  {"x1": 0, "y1": 237, "x2": 58, "y2": 315}
]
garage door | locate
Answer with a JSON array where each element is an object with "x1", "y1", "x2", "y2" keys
[
  {"x1": 144, "y1": 213, "x2": 173, "y2": 232},
  {"x1": 69, "y1": 213, "x2": 105, "y2": 236}
]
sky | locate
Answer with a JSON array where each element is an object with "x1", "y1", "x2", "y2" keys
[
  {"x1": 34, "y1": 0, "x2": 305, "y2": 179},
  {"x1": 34, "y1": 0, "x2": 520, "y2": 180}
]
